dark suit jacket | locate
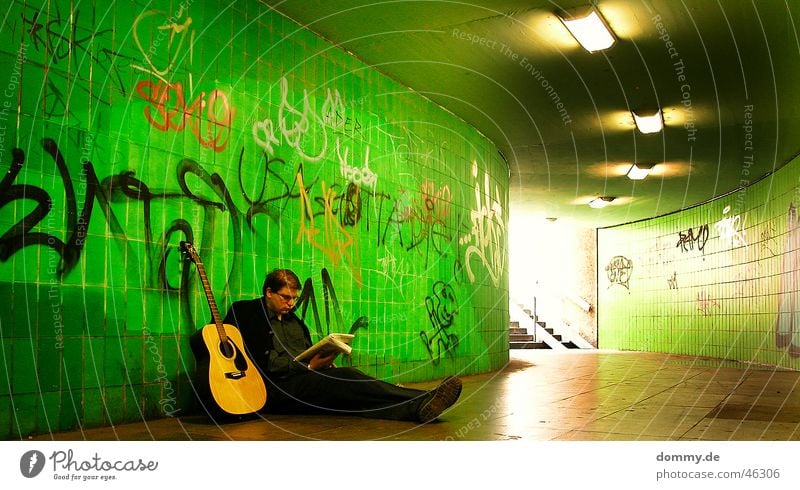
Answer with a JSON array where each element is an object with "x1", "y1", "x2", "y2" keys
[{"x1": 222, "y1": 298, "x2": 312, "y2": 377}]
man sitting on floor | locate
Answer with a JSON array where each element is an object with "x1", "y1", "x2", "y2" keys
[{"x1": 223, "y1": 268, "x2": 463, "y2": 422}]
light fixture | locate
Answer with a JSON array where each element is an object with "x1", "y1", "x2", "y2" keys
[
  {"x1": 626, "y1": 163, "x2": 655, "y2": 180},
  {"x1": 589, "y1": 196, "x2": 616, "y2": 209},
  {"x1": 559, "y1": 9, "x2": 616, "y2": 52},
  {"x1": 633, "y1": 110, "x2": 663, "y2": 134}
]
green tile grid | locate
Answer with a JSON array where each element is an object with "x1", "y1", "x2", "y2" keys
[
  {"x1": 0, "y1": 0, "x2": 509, "y2": 437},
  {"x1": 599, "y1": 156, "x2": 800, "y2": 371}
]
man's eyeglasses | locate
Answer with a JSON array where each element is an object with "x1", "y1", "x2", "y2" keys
[{"x1": 276, "y1": 292, "x2": 299, "y2": 303}]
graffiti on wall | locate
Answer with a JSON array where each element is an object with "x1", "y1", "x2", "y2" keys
[
  {"x1": 606, "y1": 255, "x2": 632, "y2": 289},
  {"x1": 132, "y1": 6, "x2": 236, "y2": 152},
  {"x1": 0, "y1": 139, "x2": 107, "y2": 278},
  {"x1": 0, "y1": 132, "x2": 494, "y2": 358},
  {"x1": 252, "y1": 77, "x2": 346, "y2": 162},
  {"x1": 18, "y1": 4, "x2": 133, "y2": 118},
  {"x1": 696, "y1": 290, "x2": 719, "y2": 316},
  {"x1": 667, "y1": 271, "x2": 678, "y2": 289},
  {"x1": 420, "y1": 281, "x2": 459, "y2": 364},
  {"x1": 676, "y1": 224, "x2": 709, "y2": 253},
  {"x1": 0, "y1": 132, "x2": 496, "y2": 293},
  {"x1": 337, "y1": 141, "x2": 378, "y2": 189},
  {"x1": 760, "y1": 223, "x2": 779, "y2": 257},
  {"x1": 295, "y1": 268, "x2": 369, "y2": 340},
  {"x1": 135, "y1": 80, "x2": 236, "y2": 152},
  {"x1": 460, "y1": 162, "x2": 506, "y2": 287},
  {"x1": 715, "y1": 205, "x2": 748, "y2": 249},
  {"x1": 0, "y1": 138, "x2": 370, "y2": 337},
  {"x1": 132, "y1": 7, "x2": 195, "y2": 82},
  {"x1": 296, "y1": 172, "x2": 361, "y2": 285}
]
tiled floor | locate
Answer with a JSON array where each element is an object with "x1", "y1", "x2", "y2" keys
[{"x1": 31, "y1": 349, "x2": 800, "y2": 441}]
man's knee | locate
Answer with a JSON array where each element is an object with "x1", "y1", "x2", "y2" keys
[{"x1": 327, "y1": 366, "x2": 369, "y2": 380}]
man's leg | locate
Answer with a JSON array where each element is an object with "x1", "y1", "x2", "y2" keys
[{"x1": 267, "y1": 367, "x2": 427, "y2": 420}]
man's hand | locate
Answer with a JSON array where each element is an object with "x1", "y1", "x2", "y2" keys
[{"x1": 308, "y1": 351, "x2": 338, "y2": 370}]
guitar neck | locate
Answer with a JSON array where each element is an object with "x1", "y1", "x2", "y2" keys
[{"x1": 193, "y1": 257, "x2": 228, "y2": 342}]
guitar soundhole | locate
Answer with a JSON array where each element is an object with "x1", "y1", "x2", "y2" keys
[{"x1": 219, "y1": 340, "x2": 236, "y2": 359}]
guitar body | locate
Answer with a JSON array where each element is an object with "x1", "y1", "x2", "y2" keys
[
  {"x1": 181, "y1": 241, "x2": 267, "y2": 418},
  {"x1": 190, "y1": 323, "x2": 267, "y2": 416}
]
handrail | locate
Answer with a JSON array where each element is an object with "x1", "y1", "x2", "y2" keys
[
  {"x1": 510, "y1": 294, "x2": 594, "y2": 349},
  {"x1": 566, "y1": 293, "x2": 592, "y2": 313}
]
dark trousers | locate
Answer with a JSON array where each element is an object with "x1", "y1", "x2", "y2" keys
[{"x1": 264, "y1": 367, "x2": 428, "y2": 421}]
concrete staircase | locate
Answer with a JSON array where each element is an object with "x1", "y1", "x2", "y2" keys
[
  {"x1": 509, "y1": 319, "x2": 579, "y2": 349},
  {"x1": 509, "y1": 304, "x2": 593, "y2": 350},
  {"x1": 509, "y1": 321, "x2": 542, "y2": 349}
]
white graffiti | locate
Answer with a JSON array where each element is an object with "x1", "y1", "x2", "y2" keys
[
  {"x1": 251, "y1": 118, "x2": 280, "y2": 155},
  {"x1": 252, "y1": 77, "x2": 348, "y2": 162},
  {"x1": 460, "y1": 161, "x2": 506, "y2": 287},
  {"x1": 336, "y1": 140, "x2": 378, "y2": 189},
  {"x1": 715, "y1": 205, "x2": 748, "y2": 249},
  {"x1": 376, "y1": 250, "x2": 410, "y2": 288},
  {"x1": 279, "y1": 77, "x2": 326, "y2": 161}
]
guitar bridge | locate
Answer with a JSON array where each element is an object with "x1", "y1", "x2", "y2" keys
[{"x1": 225, "y1": 371, "x2": 246, "y2": 379}]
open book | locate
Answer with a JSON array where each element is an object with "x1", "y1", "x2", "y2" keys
[{"x1": 294, "y1": 333, "x2": 355, "y2": 362}]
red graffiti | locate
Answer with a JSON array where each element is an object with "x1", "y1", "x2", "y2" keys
[{"x1": 135, "y1": 80, "x2": 235, "y2": 152}]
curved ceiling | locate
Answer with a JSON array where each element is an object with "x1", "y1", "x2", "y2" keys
[{"x1": 263, "y1": 0, "x2": 800, "y2": 227}]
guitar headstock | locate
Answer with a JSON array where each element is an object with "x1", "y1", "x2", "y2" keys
[{"x1": 180, "y1": 241, "x2": 200, "y2": 264}]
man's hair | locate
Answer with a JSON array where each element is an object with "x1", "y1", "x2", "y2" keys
[{"x1": 263, "y1": 268, "x2": 301, "y2": 295}]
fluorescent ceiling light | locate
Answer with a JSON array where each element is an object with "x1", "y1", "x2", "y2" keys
[
  {"x1": 627, "y1": 163, "x2": 655, "y2": 180},
  {"x1": 633, "y1": 110, "x2": 663, "y2": 134},
  {"x1": 589, "y1": 196, "x2": 615, "y2": 209},
  {"x1": 560, "y1": 10, "x2": 616, "y2": 52}
]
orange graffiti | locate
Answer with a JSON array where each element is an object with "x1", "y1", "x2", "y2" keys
[
  {"x1": 135, "y1": 80, "x2": 235, "y2": 152},
  {"x1": 295, "y1": 173, "x2": 362, "y2": 285}
]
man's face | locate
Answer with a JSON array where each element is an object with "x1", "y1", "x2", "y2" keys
[{"x1": 264, "y1": 287, "x2": 299, "y2": 315}]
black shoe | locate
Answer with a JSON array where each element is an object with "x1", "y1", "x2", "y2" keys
[{"x1": 416, "y1": 376, "x2": 462, "y2": 423}]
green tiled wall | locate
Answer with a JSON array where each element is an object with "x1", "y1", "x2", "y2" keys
[
  {"x1": 598, "y1": 155, "x2": 800, "y2": 370},
  {"x1": 0, "y1": 0, "x2": 509, "y2": 438}
]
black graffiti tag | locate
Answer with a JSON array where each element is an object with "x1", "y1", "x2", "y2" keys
[
  {"x1": 606, "y1": 256, "x2": 633, "y2": 289},
  {"x1": 676, "y1": 224, "x2": 709, "y2": 253},
  {"x1": 294, "y1": 268, "x2": 369, "y2": 366},
  {"x1": 420, "y1": 281, "x2": 459, "y2": 364},
  {"x1": 0, "y1": 139, "x2": 114, "y2": 276}
]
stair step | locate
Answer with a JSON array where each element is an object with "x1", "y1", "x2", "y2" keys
[
  {"x1": 510, "y1": 341, "x2": 551, "y2": 349},
  {"x1": 509, "y1": 308, "x2": 587, "y2": 349}
]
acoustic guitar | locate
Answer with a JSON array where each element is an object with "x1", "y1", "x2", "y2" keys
[{"x1": 180, "y1": 241, "x2": 267, "y2": 416}]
